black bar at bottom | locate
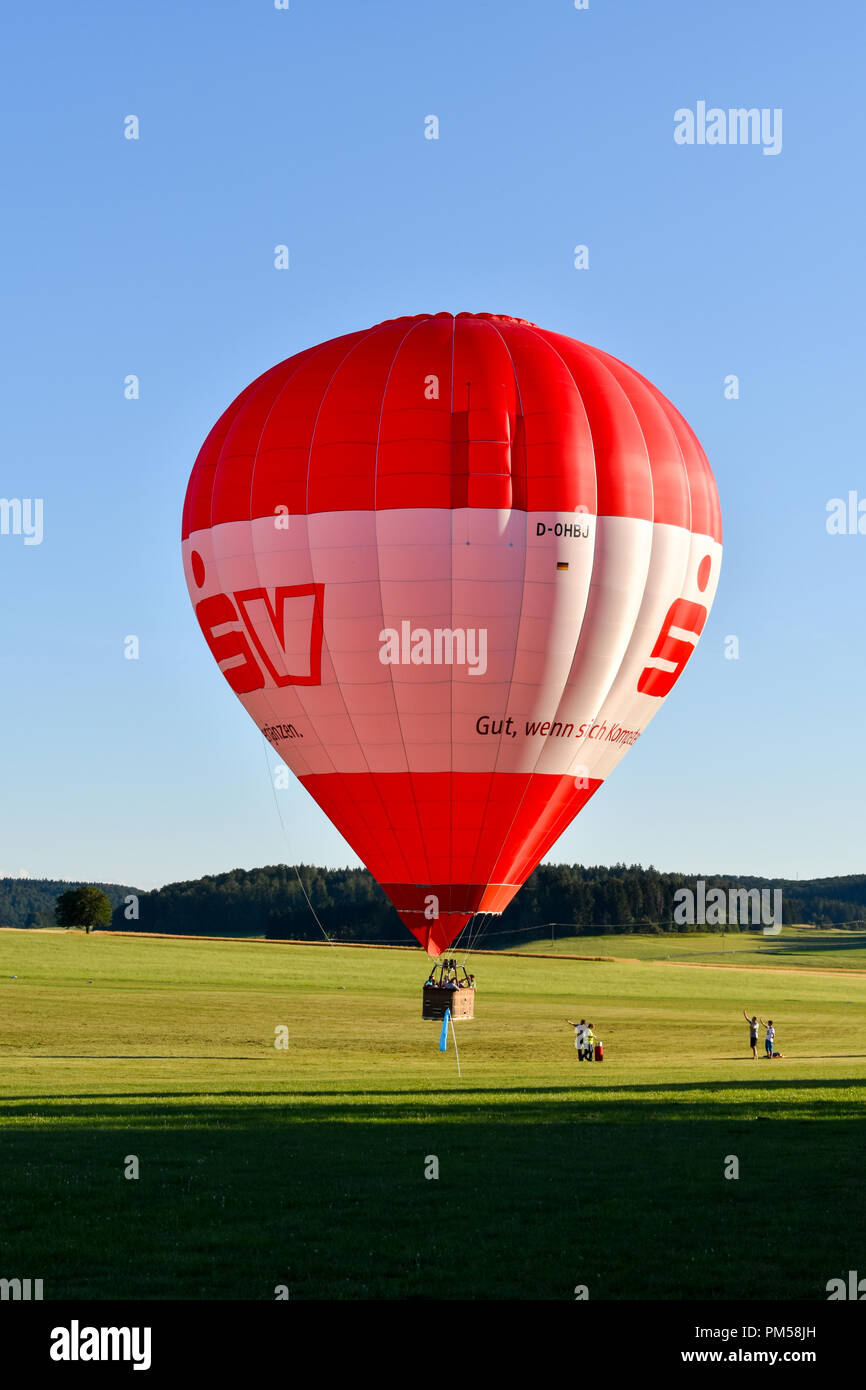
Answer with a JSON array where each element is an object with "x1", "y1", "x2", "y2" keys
[{"x1": 2, "y1": 1298, "x2": 857, "y2": 1375}]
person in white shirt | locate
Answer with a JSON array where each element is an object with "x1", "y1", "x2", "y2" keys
[
  {"x1": 761, "y1": 1018, "x2": 776, "y2": 1057},
  {"x1": 566, "y1": 1018, "x2": 588, "y2": 1060}
]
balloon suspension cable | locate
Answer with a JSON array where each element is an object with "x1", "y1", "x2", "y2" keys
[
  {"x1": 451, "y1": 912, "x2": 472, "y2": 963},
  {"x1": 457, "y1": 910, "x2": 487, "y2": 966},
  {"x1": 461, "y1": 912, "x2": 478, "y2": 962},
  {"x1": 260, "y1": 736, "x2": 335, "y2": 946}
]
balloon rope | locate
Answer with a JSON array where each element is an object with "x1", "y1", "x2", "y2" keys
[
  {"x1": 450, "y1": 1009, "x2": 462, "y2": 1078},
  {"x1": 458, "y1": 910, "x2": 487, "y2": 966},
  {"x1": 260, "y1": 737, "x2": 335, "y2": 946},
  {"x1": 453, "y1": 911, "x2": 474, "y2": 961},
  {"x1": 461, "y1": 912, "x2": 481, "y2": 962}
]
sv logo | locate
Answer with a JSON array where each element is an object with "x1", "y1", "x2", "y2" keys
[
  {"x1": 637, "y1": 597, "x2": 708, "y2": 698},
  {"x1": 195, "y1": 582, "x2": 325, "y2": 694}
]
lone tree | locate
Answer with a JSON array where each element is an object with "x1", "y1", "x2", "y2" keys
[{"x1": 55, "y1": 886, "x2": 113, "y2": 932}]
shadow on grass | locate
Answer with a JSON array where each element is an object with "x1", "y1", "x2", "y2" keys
[
  {"x1": 0, "y1": 1094, "x2": 862, "y2": 1301},
  {"x1": 0, "y1": 1072, "x2": 863, "y2": 1128},
  {"x1": 761, "y1": 937, "x2": 866, "y2": 954},
  {"x1": 4, "y1": 1073, "x2": 866, "y2": 1103}
]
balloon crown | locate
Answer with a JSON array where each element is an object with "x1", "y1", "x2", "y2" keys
[{"x1": 373, "y1": 311, "x2": 540, "y2": 329}]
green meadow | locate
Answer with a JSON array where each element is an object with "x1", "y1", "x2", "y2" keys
[
  {"x1": 0, "y1": 928, "x2": 864, "y2": 1301},
  {"x1": 514, "y1": 925, "x2": 866, "y2": 969}
]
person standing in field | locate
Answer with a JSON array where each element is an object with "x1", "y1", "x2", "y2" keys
[
  {"x1": 743, "y1": 1010, "x2": 760, "y2": 1059},
  {"x1": 566, "y1": 1018, "x2": 587, "y2": 1060},
  {"x1": 585, "y1": 1022, "x2": 596, "y2": 1062},
  {"x1": 761, "y1": 1017, "x2": 776, "y2": 1057}
]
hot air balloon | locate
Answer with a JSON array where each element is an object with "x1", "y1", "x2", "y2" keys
[{"x1": 182, "y1": 312, "x2": 721, "y2": 960}]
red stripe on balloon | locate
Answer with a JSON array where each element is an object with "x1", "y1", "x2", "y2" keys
[
  {"x1": 182, "y1": 314, "x2": 721, "y2": 542},
  {"x1": 298, "y1": 769, "x2": 603, "y2": 955}
]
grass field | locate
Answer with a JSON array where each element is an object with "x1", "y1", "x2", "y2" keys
[
  {"x1": 1, "y1": 927, "x2": 864, "y2": 1301},
  {"x1": 511, "y1": 925, "x2": 866, "y2": 970}
]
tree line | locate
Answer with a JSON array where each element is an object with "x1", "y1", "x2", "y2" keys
[
  {"x1": 106, "y1": 863, "x2": 866, "y2": 943},
  {"x1": 0, "y1": 877, "x2": 135, "y2": 929},
  {"x1": 4, "y1": 866, "x2": 864, "y2": 942}
]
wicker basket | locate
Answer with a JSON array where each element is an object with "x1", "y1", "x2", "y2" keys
[{"x1": 422, "y1": 985, "x2": 475, "y2": 1021}]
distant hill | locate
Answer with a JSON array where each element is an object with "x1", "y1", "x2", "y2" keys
[
  {"x1": 111, "y1": 863, "x2": 866, "y2": 945},
  {"x1": 0, "y1": 878, "x2": 140, "y2": 929},
  {"x1": 6, "y1": 865, "x2": 864, "y2": 945},
  {"x1": 112, "y1": 865, "x2": 390, "y2": 942}
]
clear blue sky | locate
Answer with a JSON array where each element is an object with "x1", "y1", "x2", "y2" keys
[{"x1": 1, "y1": 0, "x2": 863, "y2": 890}]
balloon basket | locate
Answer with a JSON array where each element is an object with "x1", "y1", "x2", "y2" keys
[
  {"x1": 422, "y1": 986, "x2": 475, "y2": 1021},
  {"x1": 421, "y1": 959, "x2": 476, "y2": 1020}
]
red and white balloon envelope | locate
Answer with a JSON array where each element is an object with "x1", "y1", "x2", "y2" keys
[{"x1": 182, "y1": 313, "x2": 722, "y2": 956}]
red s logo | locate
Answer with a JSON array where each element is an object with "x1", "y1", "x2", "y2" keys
[
  {"x1": 637, "y1": 598, "x2": 707, "y2": 698},
  {"x1": 195, "y1": 584, "x2": 325, "y2": 694},
  {"x1": 195, "y1": 593, "x2": 264, "y2": 695}
]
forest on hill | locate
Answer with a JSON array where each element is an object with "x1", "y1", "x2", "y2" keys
[
  {"x1": 116, "y1": 864, "x2": 866, "y2": 944},
  {"x1": 0, "y1": 878, "x2": 138, "y2": 929},
  {"x1": 4, "y1": 865, "x2": 864, "y2": 945}
]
